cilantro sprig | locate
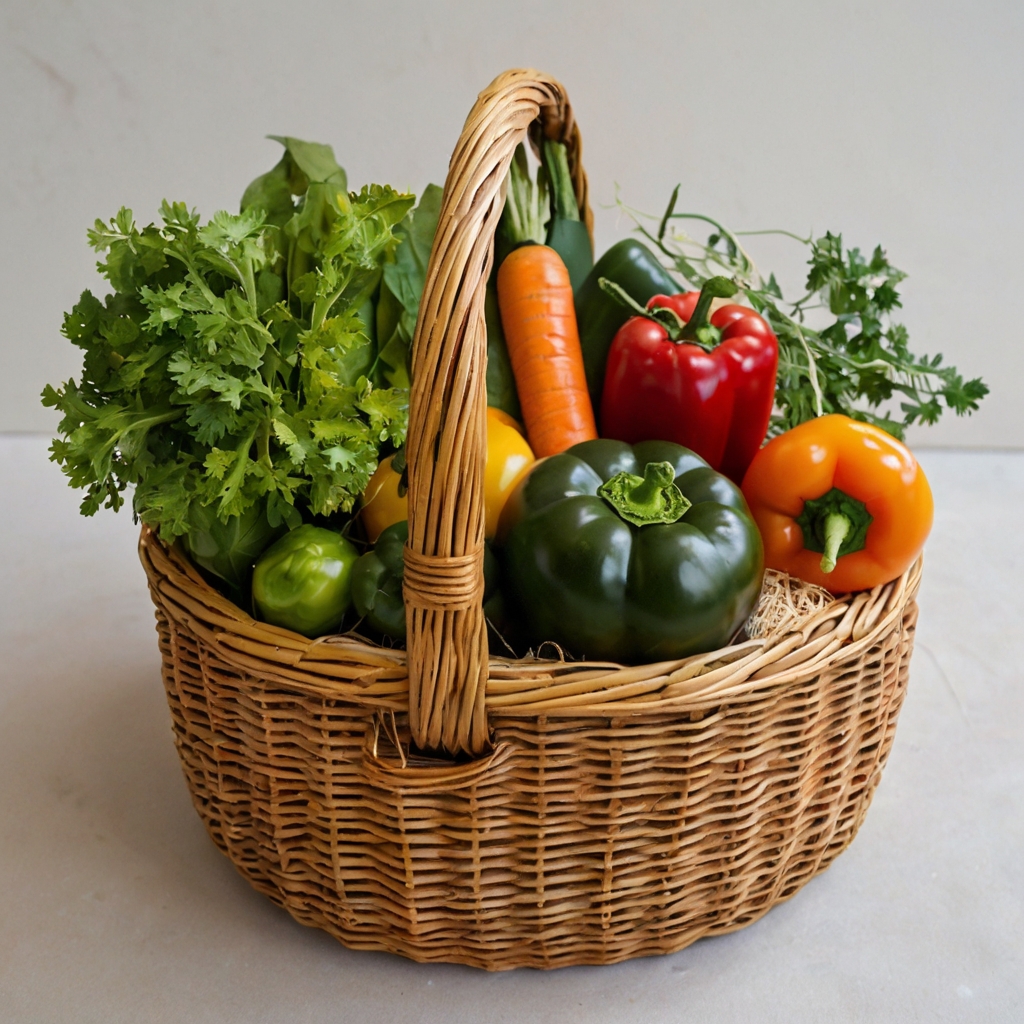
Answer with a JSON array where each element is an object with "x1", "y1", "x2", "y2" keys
[
  {"x1": 44, "y1": 139, "x2": 418, "y2": 555},
  {"x1": 623, "y1": 187, "x2": 988, "y2": 439}
]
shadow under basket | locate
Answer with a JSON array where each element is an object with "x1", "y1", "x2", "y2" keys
[{"x1": 140, "y1": 69, "x2": 922, "y2": 971}]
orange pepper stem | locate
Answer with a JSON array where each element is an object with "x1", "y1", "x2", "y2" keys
[
  {"x1": 795, "y1": 486, "x2": 873, "y2": 572},
  {"x1": 820, "y1": 512, "x2": 852, "y2": 573}
]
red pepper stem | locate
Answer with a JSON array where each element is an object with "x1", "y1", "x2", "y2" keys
[
  {"x1": 820, "y1": 513, "x2": 852, "y2": 574},
  {"x1": 678, "y1": 276, "x2": 738, "y2": 341}
]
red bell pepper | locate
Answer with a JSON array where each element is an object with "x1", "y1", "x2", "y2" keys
[{"x1": 599, "y1": 276, "x2": 778, "y2": 483}]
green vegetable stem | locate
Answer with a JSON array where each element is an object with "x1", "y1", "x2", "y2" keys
[
  {"x1": 495, "y1": 143, "x2": 549, "y2": 265},
  {"x1": 597, "y1": 461, "x2": 691, "y2": 527},
  {"x1": 542, "y1": 140, "x2": 593, "y2": 293}
]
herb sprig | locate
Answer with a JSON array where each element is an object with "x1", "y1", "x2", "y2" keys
[{"x1": 623, "y1": 186, "x2": 988, "y2": 438}]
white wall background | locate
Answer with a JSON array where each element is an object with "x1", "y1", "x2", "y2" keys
[{"x1": 3, "y1": 0, "x2": 1021, "y2": 446}]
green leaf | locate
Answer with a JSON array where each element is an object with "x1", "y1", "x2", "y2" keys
[
  {"x1": 375, "y1": 183, "x2": 442, "y2": 387},
  {"x1": 267, "y1": 136, "x2": 347, "y2": 190},
  {"x1": 240, "y1": 154, "x2": 297, "y2": 228},
  {"x1": 323, "y1": 184, "x2": 416, "y2": 266},
  {"x1": 62, "y1": 291, "x2": 104, "y2": 346},
  {"x1": 375, "y1": 325, "x2": 412, "y2": 389},
  {"x1": 383, "y1": 183, "x2": 442, "y2": 309}
]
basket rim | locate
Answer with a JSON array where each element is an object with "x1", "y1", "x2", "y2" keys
[{"x1": 139, "y1": 524, "x2": 921, "y2": 719}]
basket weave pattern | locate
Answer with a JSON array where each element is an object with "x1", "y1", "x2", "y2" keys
[
  {"x1": 142, "y1": 532, "x2": 918, "y2": 969},
  {"x1": 140, "y1": 70, "x2": 922, "y2": 970}
]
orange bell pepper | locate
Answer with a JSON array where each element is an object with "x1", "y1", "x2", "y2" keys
[{"x1": 741, "y1": 414, "x2": 933, "y2": 592}]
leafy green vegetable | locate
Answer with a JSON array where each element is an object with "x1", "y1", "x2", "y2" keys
[
  {"x1": 241, "y1": 136, "x2": 348, "y2": 231},
  {"x1": 485, "y1": 283, "x2": 521, "y2": 419},
  {"x1": 182, "y1": 499, "x2": 285, "y2": 600},
  {"x1": 44, "y1": 138, "x2": 415, "y2": 550},
  {"x1": 621, "y1": 186, "x2": 988, "y2": 439},
  {"x1": 375, "y1": 183, "x2": 443, "y2": 388}
]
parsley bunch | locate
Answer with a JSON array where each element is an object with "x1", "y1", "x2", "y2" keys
[
  {"x1": 44, "y1": 139, "x2": 422, "y2": 579},
  {"x1": 624, "y1": 187, "x2": 988, "y2": 439}
]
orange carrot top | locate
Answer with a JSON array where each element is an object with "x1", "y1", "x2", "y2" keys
[{"x1": 496, "y1": 244, "x2": 597, "y2": 458}]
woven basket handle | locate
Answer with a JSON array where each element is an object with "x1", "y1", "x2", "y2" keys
[{"x1": 403, "y1": 69, "x2": 592, "y2": 756}]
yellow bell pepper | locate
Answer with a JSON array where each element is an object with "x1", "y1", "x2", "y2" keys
[
  {"x1": 361, "y1": 407, "x2": 536, "y2": 542},
  {"x1": 360, "y1": 454, "x2": 405, "y2": 544},
  {"x1": 486, "y1": 405, "x2": 526, "y2": 436}
]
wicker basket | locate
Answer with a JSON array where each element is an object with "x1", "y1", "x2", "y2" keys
[{"x1": 140, "y1": 69, "x2": 922, "y2": 971}]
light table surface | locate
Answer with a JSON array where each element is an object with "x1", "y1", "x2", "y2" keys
[{"x1": 1, "y1": 438, "x2": 1021, "y2": 1023}]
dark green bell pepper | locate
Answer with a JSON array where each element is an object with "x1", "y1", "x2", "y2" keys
[
  {"x1": 252, "y1": 524, "x2": 359, "y2": 637},
  {"x1": 574, "y1": 239, "x2": 678, "y2": 412},
  {"x1": 352, "y1": 520, "x2": 502, "y2": 642},
  {"x1": 499, "y1": 438, "x2": 764, "y2": 663},
  {"x1": 352, "y1": 520, "x2": 409, "y2": 640}
]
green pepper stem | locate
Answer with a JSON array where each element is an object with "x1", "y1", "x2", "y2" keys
[
  {"x1": 678, "y1": 276, "x2": 738, "y2": 342},
  {"x1": 597, "y1": 461, "x2": 691, "y2": 527},
  {"x1": 796, "y1": 487, "x2": 873, "y2": 569},
  {"x1": 820, "y1": 512, "x2": 851, "y2": 573},
  {"x1": 629, "y1": 461, "x2": 676, "y2": 508}
]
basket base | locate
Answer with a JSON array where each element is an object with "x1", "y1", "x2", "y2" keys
[{"x1": 156, "y1": 619, "x2": 914, "y2": 969}]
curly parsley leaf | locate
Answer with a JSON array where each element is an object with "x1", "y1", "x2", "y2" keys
[{"x1": 45, "y1": 138, "x2": 416, "y2": 547}]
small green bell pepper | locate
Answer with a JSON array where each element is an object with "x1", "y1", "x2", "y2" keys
[
  {"x1": 352, "y1": 521, "x2": 502, "y2": 642},
  {"x1": 499, "y1": 439, "x2": 764, "y2": 663},
  {"x1": 252, "y1": 524, "x2": 359, "y2": 637},
  {"x1": 574, "y1": 239, "x2": 678, "y2": 412}
]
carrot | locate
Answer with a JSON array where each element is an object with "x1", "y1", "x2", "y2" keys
[{"x1": 496, "y1": 245, "x2": 597, "y2": 458}]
